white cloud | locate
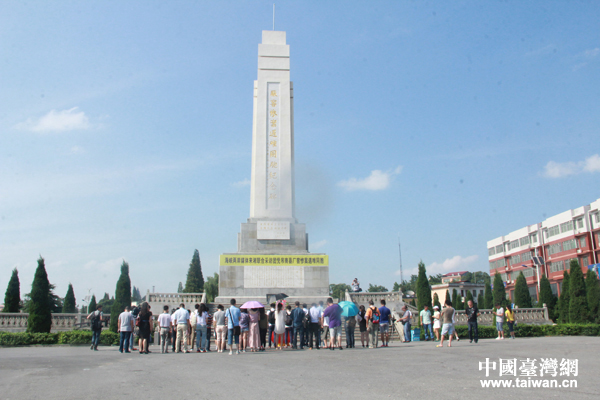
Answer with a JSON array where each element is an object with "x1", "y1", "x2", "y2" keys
[
  {"x1": 231, "y1": 178, "x2": 251, "y2": 188},
  {"x1": 16, "y1": 107, "x2": 90, "y2": 133},
  {"x1": 427, "y1": 255, "x2": 479, "y2": 274},
  {"x1": 311, "y1": 239, "x2": 327, "y2": 250},
  {"x1": 84, "y1": 258, "x2": 124, "y2": 273},
  {"x1": 337, "y1": 166, "x2": 402, "y2": 191},
  {"x1": 584, "y1": 48, "x2": 600, "y2": 58},
  {"x1": 543, "y1": 154, "x2": 600, "y2": 178},
  {"x1": 70, "y1": 145, "x2": 85, "y2": 155}
]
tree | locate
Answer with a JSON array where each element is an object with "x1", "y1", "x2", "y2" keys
[
  {"x1": 416, "y1": 261, "x2": 432, "y2": 313},
  {"x1": 432, "y1": 292, "x2": 441, "y2": 309},
  {"x1": 568, "y1": 260, "x2": 588, "y2": 323},
  {"x1": 410, "y1": 299, "x2": 416, "y2": 307},
  {"x1": 492, "y1": 273, "x2": 507, "y2": 307},
  {"x1": 399, "y1": 274, "x2": 418, "y2": 294},
  {"x1": 330, "y1": 283, "x2": 351, "y2": 300},
  {"x1": 3, "y1": 268, "x2": 21, "y2": 313},
  {"x1": 444, "y1": 290, "x2": 451, "y2": 304},
  {"x1": 62, "y1": 283, "x2": 77, "y2": 313},
  {"x1": 392, "y1": 282, "x2": 401, "y2": 292},
  {"x1": 177, "y1": 282, "x2": 183, "y2": 293},
  {"x1": 27, "y1": 257, "x2": 53, "y2": 333},
  {"x1": 102, "y1": 292, "x2": 109, "y2": 301},
  {"x1": 465, "y1": 290, "x2": 474, "y2": 303},
  {"x1": 184, "y1": 249, "x2": 205, "y2": 293},
  {"x1": 477, "y1": 292, "x2": 484, "y2": 307},
  {"x1": 132, "y1": 286, "x2": 142, "y2": 302},
  {"x1": 88, "y1": 295, "x2": 97, "y2": 314},
  {"x1": 558, "y1": 271, "x2": 570, "y2": 324},
  {"x1": 367, "y1": 284, "x2": 388, "y2": 293},
  {"x1": 428, "y1": 274, "x2": 443, "y2": 285},
  {"x1": 451, "y1": 289, "x2": 458, "y2": 308},
  {"x1": 538, "y1": 274, "x2": 557, "y2": 321},
  {"x1": 484, "y1": 281, "x2": 493, "y2": 309},
  {"x1": 514, "y1": 272, "x2": 532, "y2": 308},
  {"x1": 204, "y1": 273, "x2": 219, "y2": 303},
  {"x1": 585, "y1": 269, "x2": 600, "y2": 323},
  {"x1": 97, "y1": 296, "x2": 114, "y2": 315},
  {"x1": 110, "y1": 260, "x2": 132, "y2": 332}
]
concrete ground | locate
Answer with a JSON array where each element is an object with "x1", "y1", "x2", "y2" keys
[{"x1": 0, "y1": 336, "x2": 598, "y2": 400}]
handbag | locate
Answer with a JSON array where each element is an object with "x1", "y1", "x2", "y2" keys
[{"x1": 228, "y1": 308, "x2": 241, "y2": 335}]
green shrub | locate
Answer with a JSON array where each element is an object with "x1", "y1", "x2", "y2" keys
[
  {"x1": 0, "y1": 329, "x2": 119, "y2": 346},
  {"x1": 100, "y1": 330, "x2": 120, "y2": 345},
  {"x1": 57, "y1": 330, "x2": 92, "y2": 344}
]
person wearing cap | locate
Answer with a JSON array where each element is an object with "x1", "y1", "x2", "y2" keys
[{"x1": 432, "y1": 305, "x2": 441, "y2": 341}]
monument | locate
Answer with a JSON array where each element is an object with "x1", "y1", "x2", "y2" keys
[{"x1": 216, "y1": 31, "x2": 329, "y2": 304}]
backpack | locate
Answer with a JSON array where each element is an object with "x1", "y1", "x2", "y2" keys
[
  {"x1": 285, "y1": 312, "x2": 293, "y2": 326},
  {"x1": 91, "y1": 311, "x2": 102, "y2": 331},
  {"x1": 371, "y1": 308, "x2": 380, "y2": 324},
  {"x1": 268, "y1": 310, "x2": 276, "y2": 325}
]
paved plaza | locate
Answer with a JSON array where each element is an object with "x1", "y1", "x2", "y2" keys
[{"x1": 1, "y1": 336, "x2": 598, "y2": 400}]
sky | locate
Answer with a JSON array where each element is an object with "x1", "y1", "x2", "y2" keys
[{"x1": 1, "y1": 1, "x2": 599, "y2": 306}]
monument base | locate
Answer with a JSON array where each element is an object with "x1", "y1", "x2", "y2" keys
[{"x1": 216, "y1": 253, "x2": 329, "y2": 305}]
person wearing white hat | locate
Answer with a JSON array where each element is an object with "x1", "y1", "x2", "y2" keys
[{"x1": 432, "y1": 305, "x2": 441, "y2": 342}]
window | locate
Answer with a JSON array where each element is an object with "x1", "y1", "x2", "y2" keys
[
  {"x1": 510, "y1": 254, "x2": 520, "y2": 265},
  {"x1": 488, "y1": 247, "x2": 495, "y2": 256},
  {"x1": 501, "y1": 273, "x2": 508, "y2": 282},
  {"x1": 560, "y1": 221, "x2": 574, "y2": 233},
  {"x1": 548, "y1": 225, "x2": 560, "y2": 237},
  {"x1": 579, "y1": 237, "x2": 586, "y2": 248},
  {"x1": 497, "y1": 258, "x2": 506, "y2": 267},
  {"x1": 562, "y1": 239, "x2": 577, "y2": 252},
  {"x1": 522, "y1": 269, "x2": 535, "y2": 278},
  {"x1": 549, "y1": 261, "x2": 564, "y2": 273},
  {"x1": 550, "y1": 283, "x2": 558, "y2": 296},
  {"x1": 581, "y1": 256, "x2": 589, "y2": 267},
  {"x1": 520, "y1": 236, "x2": 530, "y2": 246},
  {"x1": 495, "y1": 244, "x2": 503, "y2": 254},
  {"x1": 596, "y1": 213, "x2": 600, "y2": 223},
  {"x1": 510, "y1": 240, "x2": 519, "y2": 250},
  {"x1": 521, "y1": 252, "x2": 532, "y2": 262},
  {"x1": 565, "y1": 258, "x2": 578, "y2": 270},
  {"x1": 577, "y1": 218, "x2": 583, "y2": 228},
  {"x1": 531, "y1": 232, "x2": 538, "y2": 243},
  {"x1": 547, "y1": 243, "x2": 562, "y2": 255},
  {"x1": 529, "y1": 286, "x2": 538, "y2": 302}
]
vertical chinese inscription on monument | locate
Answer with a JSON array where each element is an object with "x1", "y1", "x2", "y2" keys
[{"x1": 266, "y1": 82, "x2": 280, "y2": 209}]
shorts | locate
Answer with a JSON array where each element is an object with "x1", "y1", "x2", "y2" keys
[
  {"x1": 242, "y1": 328, "x2": 249, "y2": 332},
  {"x1": 216, "y1": 325, "x2": 227, "y2": 342},
  {"x1": 441, "y1": 323, "x2": 455, "y2": 336},
  {"x1": 496, "y1": 322, "x2": 503, "y2": 331},
  {"x1": 330, "y1": 326, "x2": 342, "y2": 338},
  {"x1": 379, "y1": 323, "x2": 389, "y2": 333},
  {"x1": 228, "y1": 328, "x2": 240, "y2": 345}
]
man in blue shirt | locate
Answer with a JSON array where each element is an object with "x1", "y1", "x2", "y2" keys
[
  {"x1": 226, "y1": 298, "x2": 241, "y2": 355},
  {"x1": 378, "y1": 299, "x2": 392, "y2": 347},
  {"x1": 291, "y1": 301, "x2": 305, "y2": 349}
]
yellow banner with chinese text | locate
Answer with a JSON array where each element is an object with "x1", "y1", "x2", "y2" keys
[{"x1": 220, "y1": 254, "x2": 328, "y2": 266}]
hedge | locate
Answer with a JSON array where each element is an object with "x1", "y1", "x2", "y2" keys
[
  {"x1": 0, "y1": 330, "x2": 119, "y2": 346},
  {"x1": 417, "y1": 323, "x2": 600, "y2": 340}
]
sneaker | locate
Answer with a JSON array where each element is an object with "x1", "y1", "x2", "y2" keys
[
  {"x1": 495, "y1": 337, "x2": 501, "y2": 340},
  {"x1": 197, "y1": 350, "x2": 201, "y2": 353},
  {"x1": 90, "y1": 345, "x2": 94, "y2": 350},
  {"x1": 469, "y1": 340, "x2": 473, "y2": 343},
  {"x1": 229, "y1": 350, "x2": 233, "y2": 355},
  {"x1": 500, "y1": 337, "x2": 504, "y2": 340},
  {"x1": 339, "y1": 347, "x2": 343, "y2": 350},
  {"x1": 236, "y1": 350, "x2": 240, "y2": 355}
]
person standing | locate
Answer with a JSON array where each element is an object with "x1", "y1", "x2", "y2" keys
[
  {"x1": 432, "y1": 305, "x2": 441, "y2": 341},
  {"x1": 357, "y1": 305, "x2": 367, "y2": 347},
  {"x1": 437, "y1": 300, "x2": 455, "y2": 348},
  {"x1": 365, "y1": 301, "x2": 380, "y2": 349},
  {"x1": 290, "y1": 301, "x2": 305, "y2": 350},
  {"x1": 87, "y1": 304, "x2": 103, "y2": 351},
  {"x1": 302, "y1": 303, "x2": 310, "y2": 348},
  {"x1": 259, "y1": 308, "x2": 268, "y2": 351},
  {"x1": 345, "y1": 313, "x2": 356, "y2": 348},
  {"x1": 505, "y1": 304, "x2": 516, "y2": 339},
  {"x1": 213, "y1": 304, "x2": 227, "y2": 353},
  {"x1": 172, "y1": 303, "x2": 191, "y2": 353},
  {"x1": 321, "y1": 312, "x2": 330, "y2": 349},
  {"x1": 189, "y1": 304, "x2": 199, "y2": 350},
  {"x1": 308, "y1": 303, "x2": 321, "y2": 350},
  {"x1": 195, "y1": 303, "x2": 209, "y2": 353},
  {"x1": 495, "y1": 303, "x2": 505, "y2": 340},
  {"x1": 322, "y1": 298, "x2": 343, "y2": 350},
  {"x1": 284, "y1": 305, "x2": 293, "y2": 348},
  {"x1": 273, "y1": 302, "x2": 286, "y2": 349},
  {"x1": 226, "y1": 299, "x2": 241, "y2": 355},
  {"x1": 117, "y1": 305, "x2": 134, "y2": 353},
  {"x1": 248, "y1": 308, "x2": 260, "y2": 352},
  {"x1": 206, "y1": 309, "x2": 213, "y2": 351},
  {"x1": 399, "y1": 305, "x2": 412, "y2": 343},
  {"x1": 137, "y1": 302, "x2": 153, "y2": 354},
  {"x1": 464, "y1": 300, "x2": 480, "y2": 344},
  {"x1": 239, "y1": 308, "x2": 249, "y2": 352},
  {"x1": 419, "y1": 305, "x2": 433, "y2": 341},
  {"x1": 158, "y1": 305, "x2": 172, "y2": 354},
  {"x1": 378, "y1": 299, "x2": 392, "y2": 347},
  {"x1": 266, "y1": 303, "x2": 276, "y2": 349}
]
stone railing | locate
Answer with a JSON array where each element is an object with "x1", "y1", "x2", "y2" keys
[
  {"x1": 443, "y1": 307, "x2": 551, "y2": 326},
  {"x1": 0, "y1": 313, "x2": 88, "y2": 333},
  {"x1": 146, "y1": 292, "x2": 206, "y2": 313},
  {"x1": 346, "y1": 291, "x2": 403, "y2": 305}
]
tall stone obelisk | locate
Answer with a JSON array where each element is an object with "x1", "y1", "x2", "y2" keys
[{"x1": 216, "y1": 31, "x2": 329, "y2": 303}]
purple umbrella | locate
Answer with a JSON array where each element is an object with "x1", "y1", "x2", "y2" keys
[{"x1": 240, "y1": 301, "x2": 265, "y2": 309}]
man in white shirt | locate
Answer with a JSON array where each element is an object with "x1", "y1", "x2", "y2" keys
[
  {"x1": 495, "y1": 303, "x2": 505, "y2": 340},
  {"x1": 172, "y1": 303, "x2": 191, "y2": 353},
  {"x1": 308, "y1": 303, "x2": 321, "y2": 350},
  {"x1": 157, "y1": 305, "x2": 172, "y2": 354}
]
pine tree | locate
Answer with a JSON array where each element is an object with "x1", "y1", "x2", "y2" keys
[
  {"x1": 465, "y1": 290, "x2": 473, "y2": 304},
  {"x1": 514, "y1": 272, "x2": 532, "y2": 308},
  {"x1": 444, "y1": 290, "x2": 451, "y2": 304},
  {"x1": 492, "y1": 273, "x2": 507, "y2": 307},
  {"x1": 184, "y1": 249, "x2": 205, "y2": 292},
  {"x1": 3, "y1": 268, "x2": 21, "y2": 313},
  {"x1": 568, "y1": 260, "x2": 588, "y2": 323},
  {"x1": 110, "y1": 261, "x2": 132, "y2": 332},
  {"x1": 585, "y1": 269, "x2": 600, "y2": 323},
  {"x1": 416, "y1": 261, "x2": 432, "y2": 313},
  {"x1": 102, "y1": 292, "x2": 109, "y2": 301},
  {"x1": 27, "y1": 257, "x2": 52, "y2": 333},
  {"x1": 204, "y1": 273, "x2": 220, "y2": 303},
  {"x1": 451, "y1": 289, "x2": 458, "y2": 308},
  {"x1": 455, "y1": 292, "x2": 464, "y2": 310},
  {"x1": 558, "y1": 271, "x2": 570, "y2": 324},
  {"x1": 62, "y1": 283, "x2": 76, "y2": 313},
  {"x1": 484, "y1": 282, "x2": 494, "y2": 309},
  {"x1": 88, "y1": 295, "x2": 97, "y2": 314},
  {"x1": 538, "y1": 274, "x2": 557, "y2": 321},
  {"x1": 432, "y1": 292, "x2": 441, "y2": 309},
  {"x1": 177, "y1": 282, "x2": 183, "y2": 293},
  {"x1": 477, "y1": 292, "x2": 484, "y2": 308}
]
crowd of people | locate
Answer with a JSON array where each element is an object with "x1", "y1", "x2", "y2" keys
[{"x1": 86, "y1": 296, "x2": 515, "y2": 353}]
